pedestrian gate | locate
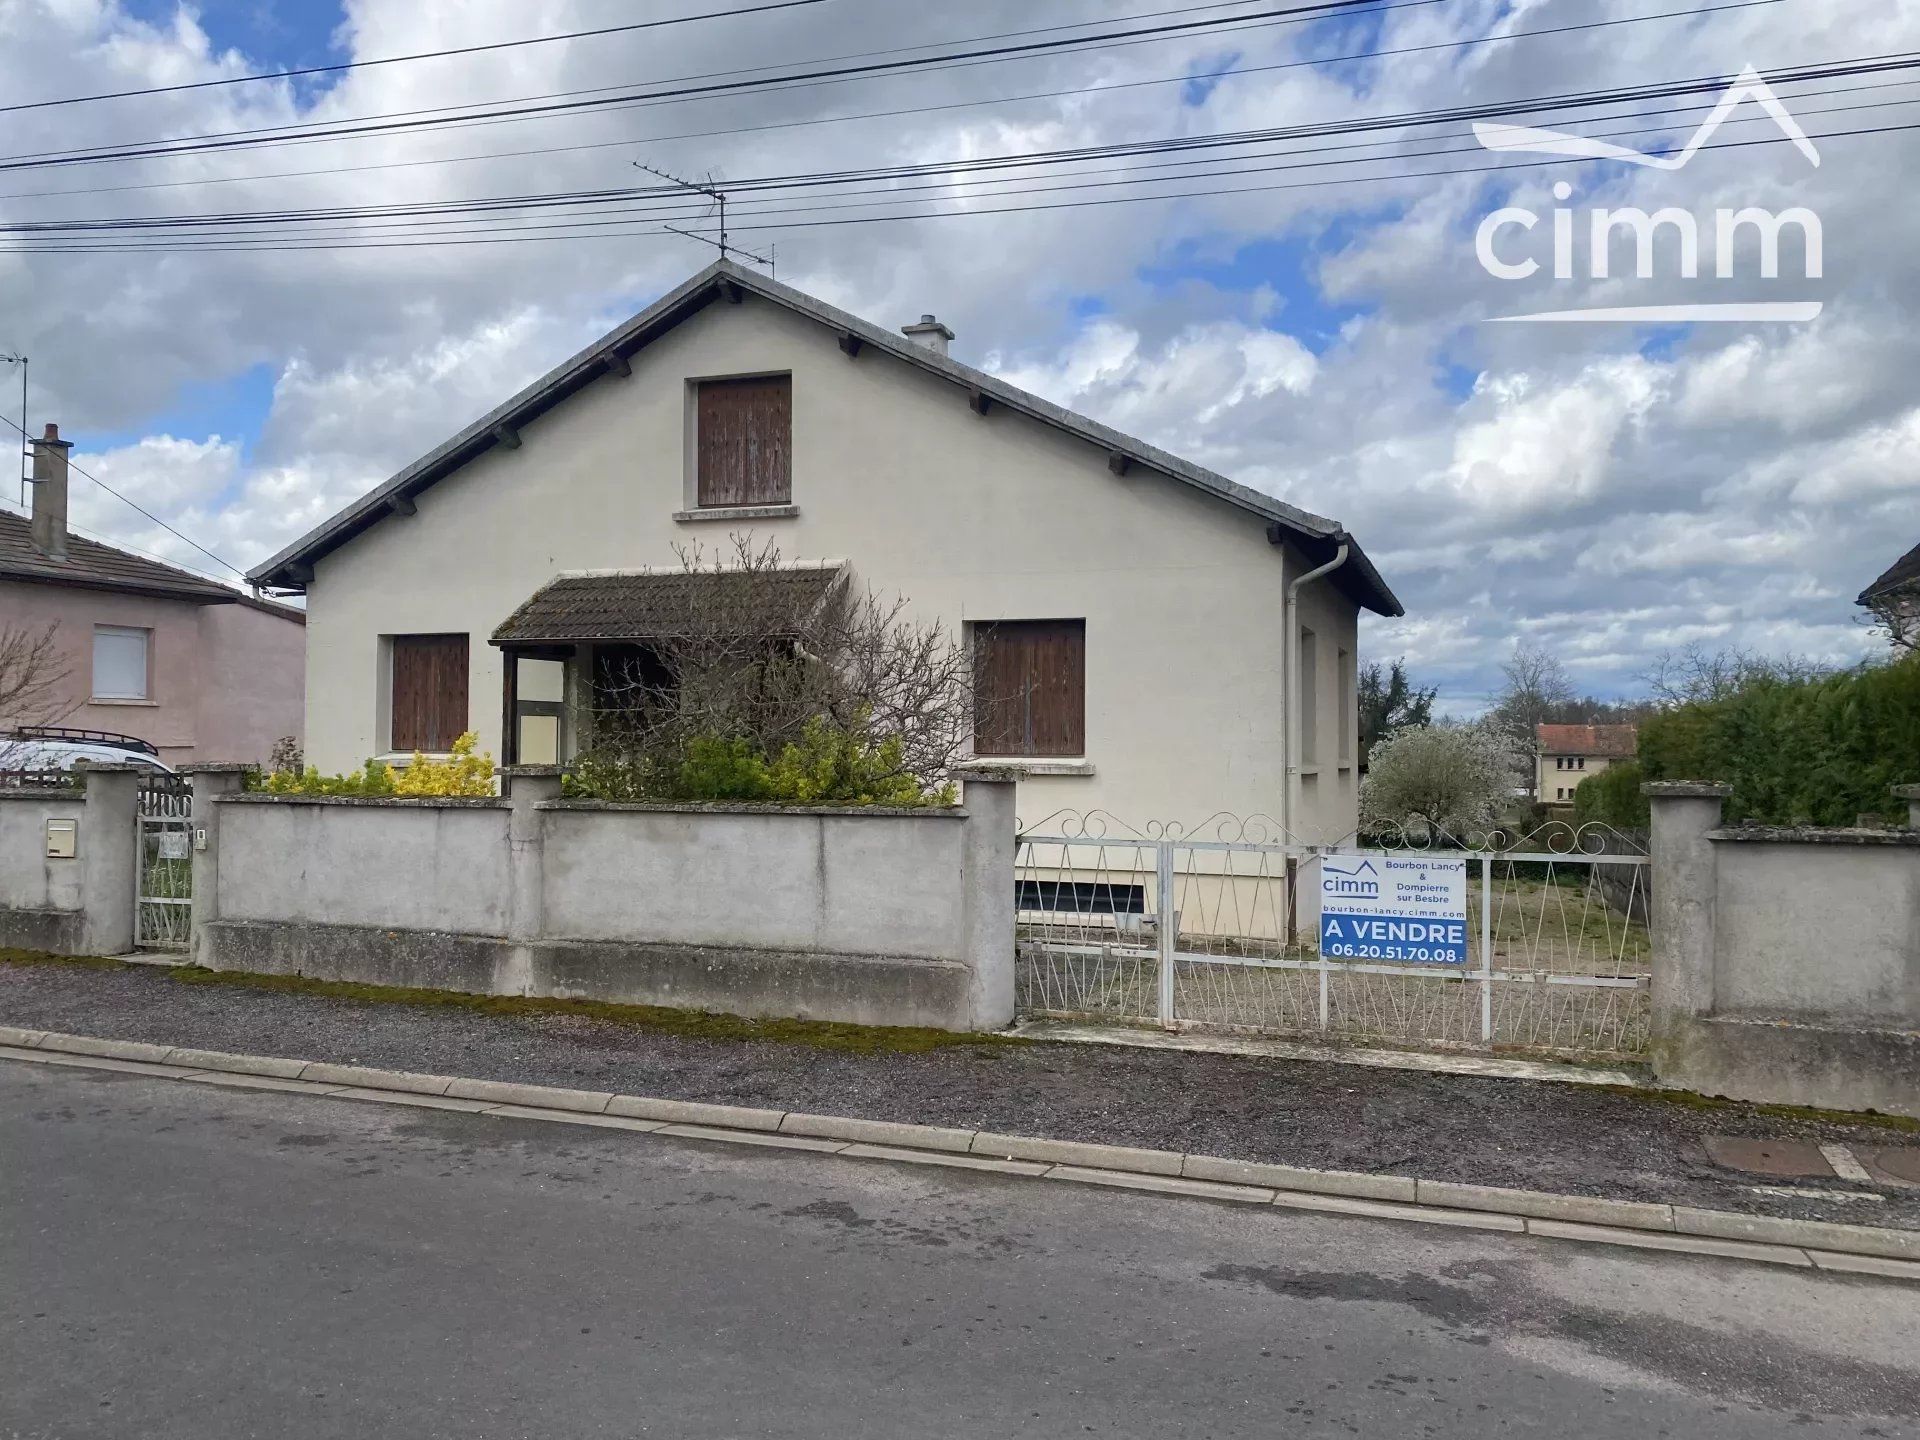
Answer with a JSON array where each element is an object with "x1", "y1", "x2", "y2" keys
[{"x1": 136, "y1": 778, "x2": 192, "y2": 950}]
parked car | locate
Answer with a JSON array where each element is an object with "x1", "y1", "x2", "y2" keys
[{"x1": 0, "y1": 727, "x2": 176, "y2": 775}]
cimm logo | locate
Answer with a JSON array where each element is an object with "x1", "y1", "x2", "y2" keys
[
  {"x1": 1472, "y1": 66, "x2": 1823, "y2": 324},
  {"x1": 1322, "y1": 859, "x2": 1381, "y2": 898}
]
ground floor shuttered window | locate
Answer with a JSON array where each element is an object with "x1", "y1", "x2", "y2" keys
[
  {"x1": 390, "y1": 634, "x2": 470, "y2": 753},
  {"x1": 972, "y1": 619, "x2": 1086, "y2": 758}
]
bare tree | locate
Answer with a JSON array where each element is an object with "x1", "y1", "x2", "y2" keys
[
  {"x1": 1640, "y1": 642, "x2": 1831, "y2": 708},
  {"x1": 576, "y1": 536, "x2": 973, "y2": 796},
  {"x1": 1487, "y1": 640, "x2": 1574, "y2": 796},
  {"x1": 0, "y1": 622, "x2": 73, "y2": 765}
]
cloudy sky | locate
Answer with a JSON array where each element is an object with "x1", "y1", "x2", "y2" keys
[{"x1": 0, "y1": 0, "x2": 1914, "y2": 710}]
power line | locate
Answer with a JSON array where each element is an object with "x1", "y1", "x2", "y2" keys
[
  {"x1": 0, "y1": 414, "x2": 247, "y2": 579},
  {"x1": 5, "y1": 111, "x2": 1904, "y2": 255},
  {"x1": 3, "y1": 51, "x2": 1907, "y2": 247},
  {"x1": 0, "y1": 0, "x2": 1407, "y2": 176},
  {"x1": 0, "y1": 0, "x2": 1788, "y2": 207},
  {"x1": 0, "y1": 0, "x2": 834, "y2": 116}
]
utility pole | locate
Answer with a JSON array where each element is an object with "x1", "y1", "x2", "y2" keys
[{"x1": 633, "y1": 161, "x2": 774, "y2": 273}]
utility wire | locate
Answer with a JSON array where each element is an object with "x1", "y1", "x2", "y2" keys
[
  {"x1": 0, "y1": 0, "x2": 834, "y2": 116},
  {"x1": 0, "y1": 0, "x2": 1408, "y2": 175},
  {"x1": 0, "y1": 414, "x2": 247, "y2": 579},
  {"x1": 0, "y1": 0, "x2": 1789, "y2": 207},
  {"x1": 3, "y1": 51, "x2": 1905, "y2": 244},
  {"x1": 4, "y1": 113, "x2": 1903, "y2": 255}
]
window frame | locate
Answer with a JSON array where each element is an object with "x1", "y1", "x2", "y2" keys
[
  {"x1": 388, "y1": 633, "x2": 471, "y2": 755},
  {"x1": 691, "y1": 372, "x2": 794, "y2": 509},
  {"x1": 970, "y1": 618, "x2": 1087, "y2": 760},
  {"x1": 91, "y1": 624, "x2": 152, "y2": 701}
]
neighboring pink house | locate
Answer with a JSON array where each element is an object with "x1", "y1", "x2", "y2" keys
[{"x1": 0, "y1": 424, "x2": 305, "y2": 767}]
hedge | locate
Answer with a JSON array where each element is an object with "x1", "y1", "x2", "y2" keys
[
  {"x1": 1637, "y1": 657, "x2": 1920, "y2": 825},
  {"x1": 1572, "y1": 760, "x2": 1649, "y2": 830}
]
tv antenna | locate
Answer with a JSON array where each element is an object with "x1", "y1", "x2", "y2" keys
[
  {"x1": 0, "y1": 353, "x2": 24, "y2": 504},
  {"x1": 634, "y1": 161, "x2": 775, "y2": 275}
]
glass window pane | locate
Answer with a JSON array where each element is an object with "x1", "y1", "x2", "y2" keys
[
  {"x1": 518, "y1": 658, "x2": 564, "y2": 704},
  {"x1": 93, "y1": 626, "x2": 149, "y2": 699},
  {"x1": 518, "y1": 714, "x2": 560, "y2": 765}
]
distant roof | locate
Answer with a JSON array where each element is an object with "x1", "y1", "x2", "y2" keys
[
  {"x1": 0, "y1": 508, "x2": 264, "y2": 608},
  {"x1": 1859, "y1": 541, "x2": 1920, "y2": 604},
  {"x1": 253, "y1": 259, "x2": 1401, "y2": 618},
  {"x1": 491, "y1": 564, "x2": 846, "y2": 647},
  {"x1": 1536, "y1": 723, "x2": 1639, "y2": 758}
]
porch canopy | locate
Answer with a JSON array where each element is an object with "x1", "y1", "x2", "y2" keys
[{"x1": 488, "y1": 565, "x2": 847, "y2": 764}]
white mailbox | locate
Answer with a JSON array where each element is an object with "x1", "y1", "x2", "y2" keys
[{"x1": 45, "y1": 818, "x2": 77, "y2": 859}]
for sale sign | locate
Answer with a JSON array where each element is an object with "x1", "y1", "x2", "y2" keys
[{"x1": 1318, "y1": 853, "x2": 1469, "y2": 967}]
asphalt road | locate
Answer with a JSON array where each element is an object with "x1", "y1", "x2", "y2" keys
[{"x1": 4, "y1": 1062, "x2": 1918, "y2": 1439}]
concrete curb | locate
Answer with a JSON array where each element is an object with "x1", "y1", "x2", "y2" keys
[{"x1": 4, "y1": 1025, "x2": 1918, "y2": 1276}]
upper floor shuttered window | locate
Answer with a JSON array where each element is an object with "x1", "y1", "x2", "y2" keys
[{"x1": 696, "y1": 375, "x2": 792, "y2": 508}]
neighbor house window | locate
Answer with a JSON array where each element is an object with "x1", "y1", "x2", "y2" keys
[
  {"x1": 390, "y1": 633, "x2": 469, "y2": 753},
  {"x1": 696, "y1": 374, "x2": 792, "y2": 507},
  {"x1": 92, "y1": 625, "x2": 150, "y2": 700},
  {"x1": 972, "y1": 619, "x2": 1086, "y2": 758}
]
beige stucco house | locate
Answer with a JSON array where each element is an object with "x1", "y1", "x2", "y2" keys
[
  {"x1": 1, "y1": 425, "x2": 306, "y2": 767},
  {"x1": 252, "y1": 261, "x2": 1400, "y2": 839},
  {"x1": 1537, "y1": 723, "x2": 1639, "y2": 809}
]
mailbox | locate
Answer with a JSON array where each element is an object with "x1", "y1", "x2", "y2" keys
[{"x1": 45, "y1": 818, "x2": 77, "y2": 859}]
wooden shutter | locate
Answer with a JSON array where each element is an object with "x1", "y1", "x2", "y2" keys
[
  {"x1": 697, "y1": 375, "x2": 792, "y2": 507},
  {"x1": 391, "y1": 634, "x2": 469, "y2": 752},
  {"x1": 973, "y1": 620, "x2": 1085, "y2": 757}
]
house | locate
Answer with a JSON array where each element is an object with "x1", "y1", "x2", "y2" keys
[
  {"x1": 250, "y1": 261, "x2": 1401, "y2": 838},
  {"x1": 1537, "y1": 723, "x2": 1639, "y2": 808},
  {"x1": 0, "y1": 424, "x2": 305, "y2": 767},
  {"x1": 1858, "y1": 540, "x2": 1919, "y2": 652}
]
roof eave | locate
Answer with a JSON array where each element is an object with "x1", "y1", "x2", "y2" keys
[{"x1": 252, "y1": 259, "x2": 1403, "y2": 617}]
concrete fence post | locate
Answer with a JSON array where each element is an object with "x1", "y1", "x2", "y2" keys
[
  {"x1": 1644, "y1": 782, "x2": 1731, "y2": 1061},
  {"x1": 500, "y1": 766, "x2": 563, "y2": 997},
  {"x1": 1894, "y1": 785, "x2": 1920, "y2": 831},
  {"x1": 76, "y1": 764, "x2": 141, "y2": 956},
  {"x1": 957, "y1": 769, "x2": 1019, "y2": 1031},
  {"x1": 183, "y1": 764, "x2": 251, "y2": 968}
]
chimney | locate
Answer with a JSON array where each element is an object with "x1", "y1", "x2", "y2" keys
[
  {"x1": 901, "y1": 313, "x2": 954, "y2": 358},
  {"x1": 29, "y1": 421, "x2": 72, "y2": 562}
]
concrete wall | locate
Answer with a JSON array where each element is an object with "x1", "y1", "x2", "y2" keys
[
  {"x1": 0, "y1": 580, "x2": 303, "y2": 766},
  {"x1": 0, "y1": 770, "x2": 139, "y2": 954},
  {"x1": 193, "y1": 770, "x2": 1018, "y2": 1032},
  {"x1": 1648, "y1": 783, "x2": 1920, "y2": 1118},
  {"x1": 300, "y1": 293, "x2": 1363, "y2": 841}
]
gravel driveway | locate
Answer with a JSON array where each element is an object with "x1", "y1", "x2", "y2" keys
[{"x1": 4, "y1": 954, "x2": 1916, "y2": 1229}]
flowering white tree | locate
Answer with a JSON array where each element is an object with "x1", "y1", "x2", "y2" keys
[{"x1": 1359, "y1": 722, "x2": 1519, "y2": 840}]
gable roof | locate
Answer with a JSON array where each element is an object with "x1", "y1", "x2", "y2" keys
[
  {"x1": 0, "y1": 508, "x2": 248, "y2": 606},
  {"x1": 1536, "y1": 723, "x2": 1638, "y2": 758},
  {"x1": 1860, "y1": 541, "x2": 1920, "y2": 604},
  {"x1": 251, "y1": 259, "x2": 1401, "y2": 617}
]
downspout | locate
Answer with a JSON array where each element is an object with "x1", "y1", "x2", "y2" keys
[{"x1": 1282, "y1": 533, "x2": 1350, "y2": 845}]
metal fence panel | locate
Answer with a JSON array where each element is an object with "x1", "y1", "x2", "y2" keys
[{"x1": 1016, "y1": 814, "x2": 1653, "y2": 1061}]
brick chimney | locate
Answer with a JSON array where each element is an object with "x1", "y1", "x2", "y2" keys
[
  {"x1": 29, "y1": 422, "x2": 72, "y2": 561},
  {"x1": 901, "y1": 313, "x2": 954, "y2": 357}
]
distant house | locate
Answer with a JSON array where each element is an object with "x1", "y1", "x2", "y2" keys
[
  {"x1": 0, "y1": 424, "x2": 306, "y2": 767},
  {"x1": 1858, "y1": 541, "x2": 1920, "y2": 653},
  {"x1": 249, "y1": 260, "x2": 1403, "y2": 835},
  {"x1": 1536, "y1": 723, "x2": 1638, "y2": 809}
]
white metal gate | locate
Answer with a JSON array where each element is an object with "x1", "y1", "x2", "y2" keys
[
  {"x1": 136, "y1": 779, "x2": 192, "y2": 950},
  {"x1": 1016, "y1": 813, "x2": 1653, "y2": 1061}
]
